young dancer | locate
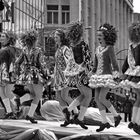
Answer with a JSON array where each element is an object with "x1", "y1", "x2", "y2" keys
[
  {"x1": 120, "y1": 22, "x2": 140, "y2": 135},
  {"x1": 0, "y1": 31, "x2": 19, "y2": 119},
  {"x1": 89, "y1": 23, "x2": 121, "y2": 132},
  {"x1": 15, "y1": 29, "x2": 48, "y2": 123},
  {"x1": 60, "y1": 22, "x2": 93, "y2": 129},
  {"x1": 53, "y1": 29, "x2": 79, "y2": 125}
]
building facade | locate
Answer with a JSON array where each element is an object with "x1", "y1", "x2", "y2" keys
[
  {"x1": 81, "y1": 0, "x2": 133, "y2": 68},
  {"x1": 133, "y1": 12, "x2": 140, "y2": 23},
  {"x1": 1, "y1": 0, "x2": 133, "y2": 63}
]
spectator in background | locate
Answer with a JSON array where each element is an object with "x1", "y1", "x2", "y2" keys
[{"x1": 123, "y1": 94, "x2": 133, "y2": 122}]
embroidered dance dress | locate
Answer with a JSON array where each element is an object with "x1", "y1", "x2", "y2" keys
[
  {"x1": 68, "y1": 41, "x2": 93, "y2": 87},
  {"x1": 0, "y1": 46, "x2": 17, "y2": 86},
  {"x1": 54, "y1": 45, "x2": 82, "y2": 91},
  {"x1": 15, "y1": 47, "x2": 47, "y2": 85},
  {"x1": 89, "y1": 45, "x2": 119, "y2": 89},
  {"x1": 120, "y1": 44, "x2": 140, "y2": 89}
]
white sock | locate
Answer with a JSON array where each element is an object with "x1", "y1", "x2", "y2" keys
[
  {"x1": 135, "y1": 107, "x2": 140, "y2": 125},
  {"x1": 28, "y1": 103, "x2": 37, "y2": 117},
  {"x1": 100, "y1": 110, "x2": 108, "y2": 123},
  {"x1": 73, "y1": 107, "x2": 79, "y2": 114},
  {"x1": 108, "y1": 105, "x2": 118, "y2": 117},
  {"x1": 78, "y1": 106, "x2": 87, "y2": 121},
  {"x1": 68, "y1": 99, "x2": 80, "y2": 112},
  {"x1": 132, "y1": 106, "x2": 138, "y2": 123},
  {"x1": 3, "y1": 98, "x2": 12, "y2": 113}
]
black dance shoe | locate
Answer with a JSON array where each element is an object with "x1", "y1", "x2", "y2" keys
[
  {"x1": 128, "y1": 122, "x2": 134, "y2": 129},
  {"x1": 133, "y1": 124, "x2": 140, "y2": 135},
  {"x1": 26, "y1": 115, "x2": 37, "y2": 124},
  {"x1": 4, "y1": 112, "x2": 17, "y2": 119},
  {"x1": 114, "y1": 115, "x2": 122, "y2": 127},
  {"x1": 62, "y1": 108, "x2": 71, "y2": 122},
  {"x1": 74, "y1": 118, "x2": 88, "y2": 129},
  {"x1": 96, "y1": 122, "x2": 111, "y2": 132},
  {"x1": 60, "y1": 120, "x2": 72, "y2": 127},
  {"x1": 70, "y1": 112, "x2": 79, "y2": 124}
]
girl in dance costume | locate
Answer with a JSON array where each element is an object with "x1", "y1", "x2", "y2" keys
[
  {"x1": 120, "y1": 22, "x2": 140, "y2": 135},
  {"x1": 89, "y1": 23, "x2": 121, "y2": 132},
  {"x1": 15, "y1": 29, "x2": 49, "y2": 123},
  {"x1": 0, "y1": 31, "x2": 19, "y2": 119},
  {"x1": 53, "y1": 29, "x2": 80, "y2": 125},
  {"x1": 60, "y1": 22, "x2": 93, "y2": 129}
]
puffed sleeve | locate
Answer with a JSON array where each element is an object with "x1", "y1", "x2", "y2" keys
[
  {"x1": 92, "y1": 54, "x2": 98, "y2": 73},
  {"x1": 36, "y1": 49, "x2": 51, "y2": 81},
  {"x1": 92, "y1": 46, "x2": 98, "y2": 73},
  {"x1": 14, "y1": 52, "x2": 24, "y2": 75},
  {"x1": 109, "y1": 46, "x2": 119, "y2": 71},
  {"x1": 63, "y1": 46, "x2": 73, "y2": 61},
  {"x1": 108, "y1": 46, "x2": 120, "y2": 78},
  {"x1": 82, "y1": 43, "x2": 94, "y2": 72}
]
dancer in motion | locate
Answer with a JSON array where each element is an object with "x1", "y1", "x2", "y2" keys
[
  {"x1": 60, "y1": 22, "x2": 93, "y2": 129},
  {"x1": 120, "y1": 22, "x2": 140, "y2": 135},
  {"x1": 0, "y1": 31, "x2": 19, "y2": 119},
  {"x1": 89, "y1": 23, "x2": 121, "y2": 132},
  {"x1": 53, "y1": 29, "x2": 80, "y2": 125},
  {"x1": 15, "y1": 29, "x2": 48, "y2": 123}
]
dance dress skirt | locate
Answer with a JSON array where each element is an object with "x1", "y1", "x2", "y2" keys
[
  {"x1": 120, "y1": 66, "x2": 140, "y2": 89},
  {"x1": 0, "y1": 64, "x2": 16, "y2": 86},
  {"x1": 63, "y1": 60, "x2": 85, "y2": 76},
  {"x1": 89, "y1": 74, "x2": 119, "y2": 89},
  {"x1": 16, "y1": 66, "x2": 45, "y2": 85},
  {"x1": 67, "y1": 71, "x2": 89, "y2": 88}
]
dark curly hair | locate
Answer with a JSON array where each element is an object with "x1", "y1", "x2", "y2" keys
[
  {"x1": 20, "y1": 29, "x2": 38, "y2": 47},
  {"x1": 66, "y1": 21, "x2": 83, "y2": 44},
  {"x1": 55, "y1": 29, "x2": 68, "y2": 46},
  {"x1": 128, "y1": 22, "x2": 140, "y2": 43},
  {"x1": 98, "y1": 23, "x2": 117, "y2": 46},
  {"x1": 3, "y1": 31, "x2": 17, "y2": 47}
]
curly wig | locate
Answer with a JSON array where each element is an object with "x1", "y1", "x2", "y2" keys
[
  {"x1": 55, "y1": 29, "x2": 68, "y2": 46},
  {"x1": 128, "y1": 22, "x2": 140, "y2": 43},
  {"x1": 66, "y1": 21, "x2": 83, "y2": 44},
  {"x1": 98, "y1": 23, "x2": 117, "y2": 46},
  {"x1": 20, "y1": 29, "x2": 38, "y2": 47},
  {"x1": 4, "y1": 31, "x2": 17, "y2": 46}
]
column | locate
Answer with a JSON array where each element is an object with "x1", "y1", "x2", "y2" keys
[
  {"x1": 89, "y1": 0, "x2": 95, "y2": 57},
  {"x1": 106, "y1": 0, "x2": 111, "y2": 23}
]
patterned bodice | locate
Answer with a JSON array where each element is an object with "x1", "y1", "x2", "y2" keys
[
  {"x1": 93, "y1": 45, "x2": 119, "y2": 75},
  {"x1": 55, "y1": 46, "x2": 67, "y2": 71},
  {"x1": 16, "y1": 47, "x2": 45, "y2": 75},
  {"x1": 72, "y1": 41, "x2": 93, "y2": 73},
  {"x1": 122, "y1": 44, "x2": 140, "y2": 73}
]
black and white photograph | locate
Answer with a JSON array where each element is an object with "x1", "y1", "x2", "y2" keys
[{"x1": 0, "y1": 0, "x2": 140, "y2": 140}]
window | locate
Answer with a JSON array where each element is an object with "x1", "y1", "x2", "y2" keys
[
  {"x1": 45, "y1": 37, "x2": 56, "y2": 56},
  {"x1": 47, "y1": 5, "x2": 58, "y2": 24},
  {"x1": 61, "y1": 5, "x2": 70, "y2": 24}
]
